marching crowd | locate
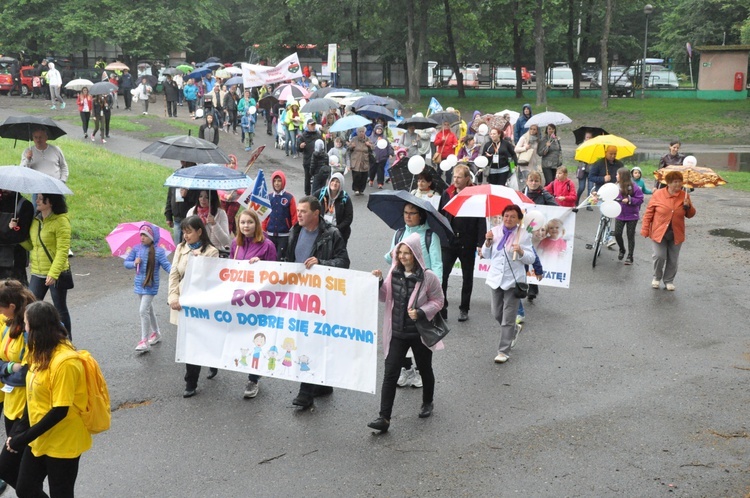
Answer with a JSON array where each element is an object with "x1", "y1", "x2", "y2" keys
[{"x1": 0, "y1": 64, "x2": 701, "y2": 494}]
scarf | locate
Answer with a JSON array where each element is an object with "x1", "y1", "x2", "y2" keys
[
  {"x1": 497, "y1": 225, "x2": 515, "y2": 250},
  {"x1": 196, "y1": 205, "x2": 210, "y2": 224},
  {"x1": 188, "y1": 241, "x2": 202, "y2": 250}
]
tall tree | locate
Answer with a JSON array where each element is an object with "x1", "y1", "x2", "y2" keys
[
  {"x1": 600, "y1": 0, "x2": 614, "y2": 108},
  {"x1": 405, "y1": 0, "x2": 429, "y2": 103},
  {"x1": 534, "y1": 0, "x2": 547, "y2": 105},
  {"x1": 443, "y1": 0, "x2": 465, "y2": 97}
]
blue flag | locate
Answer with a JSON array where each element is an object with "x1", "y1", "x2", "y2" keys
[{"x1": 428, "y1": 97, "x2": 443, "y2": 114}]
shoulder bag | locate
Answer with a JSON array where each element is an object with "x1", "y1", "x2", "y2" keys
[
  {"x1": 37, "y1": 221, "x2": 74, "y2": 290},
  {"x1": 412, "y1": 280, "x2": 450, "y2": 347},
  {"x1": 503, "y1": 247, "x2": 527, "y2": 298}
]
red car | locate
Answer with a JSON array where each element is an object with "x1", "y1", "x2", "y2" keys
[
  {"x1": 0, "y1": 67, "x2": 12, "y2": 94},
  {"x1": 19, "y1": 65, "x2": 34, "y2": 95}
]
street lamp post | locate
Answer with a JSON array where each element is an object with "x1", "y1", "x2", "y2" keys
[{"x1": 641, "y1": 4, "x2": 654, "y2": 99}]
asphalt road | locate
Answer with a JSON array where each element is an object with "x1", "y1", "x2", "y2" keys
[{"x1": 1, "y1": 99, "x2": 750, "y2": 496}]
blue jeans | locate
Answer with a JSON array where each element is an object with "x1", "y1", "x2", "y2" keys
[
  {"x1": 29, "y1": 275, "x2": 71, "y2": 337},
  {"x1": 285, "y1": 128, "x2": 296, "y2": 156}
]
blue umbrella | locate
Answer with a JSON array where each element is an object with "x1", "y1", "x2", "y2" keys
[
  {"x1": 224, "y1": 76, "x2": 243, "y2": 87},
  {"x1": 328, "y1": 115, "x2": 372, "y2": 133},
  {"x1": 164, "y1": 164, "x2": 253, "y2": 190},
  {"x1": 356, "y1": 105, "x2": 395, "y2": 122},
  {"x1": 186, "y1": 67, "x2": 211, "y2": 81}
]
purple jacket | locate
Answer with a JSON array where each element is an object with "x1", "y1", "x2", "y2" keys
[
  {"x1": 615, "y1": 183, "x2": 644, "y2": 221},
  {"x1": 230, "y1": 236, "x2": 277, "y2": 261}
]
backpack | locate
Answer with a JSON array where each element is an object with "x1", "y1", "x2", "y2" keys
[
  {"x1": 77, "y1": 350, "x2": 111, "y2": 434},
  {"x1": 395, "y1": 227, "x2": 432, "y2": 252}
]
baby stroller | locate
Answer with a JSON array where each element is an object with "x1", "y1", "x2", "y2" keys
[{"x1": 274, "y1": 120, "x2": 286, "y2": 150}]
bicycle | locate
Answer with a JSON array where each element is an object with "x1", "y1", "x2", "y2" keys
[{"x1": 586, "y1": 214, "x2": 612, "y2": 268}]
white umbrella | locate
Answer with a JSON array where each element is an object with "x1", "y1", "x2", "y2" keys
[
  {"x1": 65, "y1": 79, "x2": 94, "y2": 91},
  {"x1": 524, "y1": 111, "x2": 572, "y2": 129},
  {"x1": 0, "y1": 166, "x2": 73, "y2": 195},
  {"x1": 495, "y1": 109, "x2": 520, "y2": 125},
  {"x1": 225, "y1": 66, "x2": 242, "y2": 75}
]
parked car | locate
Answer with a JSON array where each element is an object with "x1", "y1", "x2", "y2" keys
[
  {"x1": 448, "y1": 71, "x2": 479, "y2": 87},
  {"x1": 495, "y1": 67, "x2": 517, "y2": 88},
  {"x1": 546, "y1": 67, "x2": 574, "y2": 89},
  {"x1": 590, "y1": 69, "x2": 633, "y2": 97},
  {"x1": 433, "y1": 66, "x2": 453, "y2": 87},
  {"x1": 20, "y1": 65, "x2": 34, "y2": 95},
  {"x1": 647, "y1": 70, "x2": 679, "y2": 89},
  {"x1": 0, "y1": 65, "x2": 13, "y2": 94}
]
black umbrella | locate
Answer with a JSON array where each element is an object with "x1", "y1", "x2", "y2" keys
[
  {"x1": 428, "y1": 112, "x2": 460, "y2": 125},
  {"x1": 308, "y1": 87, "x2": 351, "y2": 99},
  {"x1": 573, "y1": 126, "x2": 609, "y2": 145},
  {"x1": 352, "y1": 95, "x2": 389, "y2": 109},
  {"x1": 89, "y1": 81, "x2": 119, "y2": 96},
  {"x1": 204, "y1": 56, "x2": 221, "y2": 63},
  {"x1": 367, "y1": 190, "x2": 453, "y2": 245},
  {"x1": 135, "y1": 75, "x2": 158, "y2": 88},
  {"x1": 397, "y1": 116, "x2": 439, "y2": 130},
  {"x1": 356, "y1": 104, "x2": 394, "y2": 122},
  {"x1": 0, "y1": 115, "x2": 67, "y2": 142},
  {"x1": 141, "y1": 135, "x2": 231, "y2": 163},
  {"x1": 257, "y1": 95, "x2": 279, "y2": 111},
  {"x1": 300, "y1": 98, "x2": 339, "y2": 114},
  {"x1": 388, "y1": 162, "x2": 447, "y2": 194},
  {"x1": 204, "y1": 62, "x2": 223, "y2": 70},
  {"x1": 383, "y1": 97, "x2": 404, "y2": 112}
]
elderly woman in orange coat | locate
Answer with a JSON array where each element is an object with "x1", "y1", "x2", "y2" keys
[{"x1": 640, "y1": 170, "x2": 696, "y2": 291}]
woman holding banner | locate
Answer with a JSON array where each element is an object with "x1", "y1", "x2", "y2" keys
[
  {"x1": 168, "y1": 216, "x2": 220, "y2": 397},
  {"x1": 368, "y1": 233, "x2": 444, "y2": 433}
]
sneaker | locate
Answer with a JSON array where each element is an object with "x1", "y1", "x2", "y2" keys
[
  {"x1": 606, "y1": 237, "x2": 617, "y2": 248},
  {"x1": 84, "y1": 134, "x2": 88, "y2": 139},
  {"x1": 101, "y1": 138, "x2": 106, "y2": 143},
  {"x1": 396, "y1": 367, "x2": 412, "y2": 387},
  {"x1": 651, "y1": 279, "x2": 660, "y2": 289},
  {"x1": 618, "y1": 250, "x2": 626, "y2": 261},
  {"x1": 243, "y1": 381, "x2": 259, "y2": 399},
  {"x1": 91, "y1": 136, "x2": 96, "y2": 142},
  {"x1": 147, "y1": 332, "x2": 161, "y2": 345},
  {"x1": 458, "y1": 310, "x2": 468, "y2": 322},
  {"x1": 378, "y1": 184, "x2": 383, "y2": 189},
  {"x1": 50, "y1": 105, "x2": 56, "y2": 110},
  {"x1": 516, "y1": 314, "x2": 525, "y2": 324},
  {"x1": 411, "y1": 369, "x2": 423, "y2": 388},
  {"x1": 494, "y1": 353, "x2": 509, "y2": 363},
  {"x1": 665, "y1": 283, "x2": 675, "y2": 291},
  {"x1": 586, "y1": 206, "x2": 593, "y2": 211},
  {"x1": 368, "y1": 180, "x2": 373, "y2": 187},
  {"x1": 61, "y1": 102, "x2": 66, "y2": 109},
  {"x1": 511, "y1": 323, "x2": 523, "y2": 349},
  {"x1": 245, "y1": 147, "x2": 252, "y2": 151},
  {"x1": 135, "y1": 340, "x2": 150, "y2": 352},
  {"x1": 624, "y1": 256, "x2": 633, "y2": 265}
]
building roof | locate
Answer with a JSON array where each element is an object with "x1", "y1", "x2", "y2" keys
[{"x1": 695, "y1": 45, "x2": 750, "y2": 52}]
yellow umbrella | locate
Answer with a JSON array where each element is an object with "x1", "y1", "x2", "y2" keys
[{"x1": 574, "y1": 134, "x2": 637, "y2": 164}]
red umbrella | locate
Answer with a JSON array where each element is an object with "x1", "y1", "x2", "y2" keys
[{"x1": 443, "y1": 184, "x2": 532, "y2": 218}]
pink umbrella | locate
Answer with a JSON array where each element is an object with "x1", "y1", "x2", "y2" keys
[
  {"x1": 443, "y1": 184, "x2": 532, "y2": 218},
  {"x1": 273, "y1": 83, "x2": 309, "y2": 102},
  {"x1": 106, "y1": 221, "x2": 176, "y2": 259}
]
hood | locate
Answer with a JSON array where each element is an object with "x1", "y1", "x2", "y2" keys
[
  {"x1": 326, "y1": 172, "x2": 345, "y2": 201},
  {"x1": 314, "y1": 139, "x2": 325, "y2": 152},
  {"x1": 389, "y1": 232, "x2": 427, "y2": 273},
  {"x1": 48, "y1": 63, "x2": 55, "y2": 70},
  {"x1": 631, "y1": 166, "x2": 642, "y2": 174},
  {"x1": 521, "y1": 103, "x2": 532, "y2": 117},
  {"x1": 141, "y1": 222, "x2": 161, "y2": 245},
  {"x1": 374, "y1": 124, "x2": 384, "y2": 132},
  {"x1": 271, "y1": 170, "x2": 287, "y2": 190}
]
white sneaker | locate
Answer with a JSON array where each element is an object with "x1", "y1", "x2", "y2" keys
[
  {"x1": 665, "y1": 283, "x2": 675, "y2": 291},
  {"x1": 494, "y1": 353, "x2": 509, "y2": 363},
  {"x1": 516, "y1": 314, "x2": 525, "y2": 324},
  {"x1": 396, "y1": 367, "x2": 412, "y2": 387},
  {"x1": 147, "y1": 332, "x2": 161, "y2": 345},
  {"x1": 511, "y1": 323, "x2": 523, "y2": 349},
  {"x1": 135, "y1": 339, "x2": 150, "y2": 352},
  {"x1": 651, "y1": 279, "x2": 660, "y2": 289},
  {"x1": 606, "y1": 237, "x2": 617, "y2": 248},
  {"x1": 243, "y1": 381, "x2": 259, "y2": 399},
  {"x1": 411, "y1": 369, "x2": 423, "y2": 388}
]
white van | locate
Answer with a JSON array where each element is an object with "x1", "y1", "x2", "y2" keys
[{"x1": 547, "y1": 67, "x2": 574, "y2": 89}]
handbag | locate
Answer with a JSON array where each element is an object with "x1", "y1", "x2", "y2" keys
[
  {"x1": 432, "y1": 150, "x2": 442, "y2": 164},
  {"x1": 148, "y1": 93, "x2": 157, "y2": 104},
  {"x1": 37, "y1": 221, "x2": 74, "y2": 290},
  {"x1": 517, "y1": 147, "x2": 534, "y2": 166},
  {"x1": 503, "y1": 246, "x2": 527, "y2": 299},
  {"x1": 412, "y1": 282, "x2": 450, "y2": 347}
]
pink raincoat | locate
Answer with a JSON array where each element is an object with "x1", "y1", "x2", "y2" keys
[{"x1": 379, "y1": 233, "x2": 445, "y2": 358}]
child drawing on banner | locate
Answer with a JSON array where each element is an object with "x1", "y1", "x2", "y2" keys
[
  {"x1": 537, "y1": 218, "x2": 567, "y2": 257},
  {"x1": 297, "y1": 355, "x2": 314, "y2": 378},
  {"x1": 238, "y1": 348, "x2": 250, "y2": 367},
  {"x1": 266, "y1": 345, "x2": 279, "y2": 372},
  {"x1": 252, "y1": 333, "x2": 266, "y2": 369},
  {"x1": 281, "y1": 337, "x2": 296, "y2": 368}
]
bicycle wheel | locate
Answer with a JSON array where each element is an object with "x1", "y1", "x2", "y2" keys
[{"x1": 592, "y1": 217, "x2": 607, "y2": 268}]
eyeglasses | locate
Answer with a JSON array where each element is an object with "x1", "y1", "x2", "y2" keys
[{"x1": 403, "y1": 211, "x2": 419, "y2": 216}]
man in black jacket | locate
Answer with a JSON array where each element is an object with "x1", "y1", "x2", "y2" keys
[
  {"x1": 285, "y1": 196, "x2": 350, "y2": 408},
  {"x1": 439, "y1": 164, "x2": 485, "y2": 322},
  {"x1": 164, "y1": 162, "x2": 199, "y2": 244},
  {"x1": 163, "y1": 75, "x2": 179, "y2": 117},
  {"x1": 298, "y1": 119, "x2": 322, "y2": 196},
  {"x1": 0, "y1": 190, "x2": 34, "y2": 286}
]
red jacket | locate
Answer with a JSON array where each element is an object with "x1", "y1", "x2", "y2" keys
[
  {"x1": 434, "y1": 130, "x2": 457, "y2": 160},
  {"x1": 76, "y1": 94, "x2": 93, "y2": 113},
  {"x1": 544, "y1": 179, "x2": 577, "y2": 207}
]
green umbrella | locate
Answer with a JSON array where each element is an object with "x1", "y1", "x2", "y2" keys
[{"x1": 176, "y1": 64, "x2": 193, "y2": 74}]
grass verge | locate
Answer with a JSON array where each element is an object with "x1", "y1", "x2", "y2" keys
[{"x1": 0, "y1": 138, "x2": 170, "y2": 256}]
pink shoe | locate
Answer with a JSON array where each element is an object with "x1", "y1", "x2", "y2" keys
[{"x1": 147, "y1": 331, "x2": 161, "y2": 345}]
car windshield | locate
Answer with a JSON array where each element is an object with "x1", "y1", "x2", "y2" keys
[{"x1": 496, "y1": 70, "x2": 515, "y2": 79}]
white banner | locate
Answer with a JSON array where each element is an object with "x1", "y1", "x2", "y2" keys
[
  {"x1": 327, "y1": 44, "x2": 338, "y2": 73},
  {"x1": 176, "y1": 258, "x2": 379, "y2": 393},
  {"x1": 242, "y1": 53, "x2": 303, "y2": 88},
  {"x1": 450, "y1": 205, "x2": 576, "y2": 288}
]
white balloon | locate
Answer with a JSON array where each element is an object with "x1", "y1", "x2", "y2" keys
[
  {"x1": 477, "y1": 124, "x2": 489, "y2": 136},
  {"x1": 597, "y1": 183, "x2": 620, "y2": 202},
  {"x1": 329, "y1": 155, "x2": 340, "y2": 165},
  {"x1": 474, "y1": 156, "x2": 489, "y2": 169},
  {"x1": 408, "y1": 155, "x2": 426, "y2": 174},
  {"x1": 524, "y1": 210, "x2": 546, "y2": 231},
  {"x1": 683, "y1": 155, "x2": 697, "y2": 167},
  {"x1": 600, "y1": 200, "x2": 622, "y2": 218},
  {"x1": 248, "y1": 106, "x2": 257, "y2": 115},
  {"x1": 446, "y1": 154, "x2": 458, "y2": 167},
  {"x1": 440, "y1": 160, "x2": 452, "y2": 171},
  {"x1": 377, "y1": 139, "x2": 388, "y2": 150}
]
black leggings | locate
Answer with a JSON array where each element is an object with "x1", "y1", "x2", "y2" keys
[
  {"x1": 542, "y1": 168, "x2": 556, "y2": 186},
  {"x1": 16, "y1": 448, "x2": 80, "y2": 498},
  {"x1": 614, "y1": 219, "x2": 637, "y2": 256},
  {"x1": 0, "y1": 417, "x2": 23, "y2": 489},
  {"x1": 379, "y1": 334, "x2": 434, "y2": 419}
]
